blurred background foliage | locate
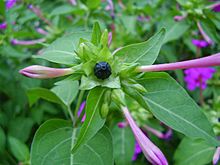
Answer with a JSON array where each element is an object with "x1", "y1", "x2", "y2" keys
[{"x1": 0, "y1": 0, "x2": 220, "y2": 164}]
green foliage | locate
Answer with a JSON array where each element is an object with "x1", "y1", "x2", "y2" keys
[
  {"x1": 31, "y1": 119, "x2": 113, "y2": 165},
  {"x1": 8, "y1": 136, "x2": 30, "y2": 162},
  {"x1": 114, "y1": 28, "x2": 166, "y2": 65},
  {"x1": 138, "y1": 72, "x2": 219, "y2": 146},
  {"x1": 112, "y1": 125, "x2": 135, "y2": 165},
  {"x1": 1, "y1": 0, "x2": 220, "y2": 164},
  {"x1": 35, "y1": 32, "x2": 91, "y2": 65},
  {"x1": 72, "y1": 87, "x2": 106, "y2": 153},
  {"x1": 174, "y1": 138, "x2": 216, "y2": 165}
]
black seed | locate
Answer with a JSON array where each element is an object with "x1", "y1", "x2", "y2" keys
[{"x1": 94, "y1": 62, "x2": 112, "y2": 80}]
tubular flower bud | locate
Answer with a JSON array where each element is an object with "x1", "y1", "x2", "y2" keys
[
  {"x1": 138, "y1": 53, "x2": 220, "y2": 72},
  {"x1": 19, "y1": 65, "x2": 74, "y2": 79},
  {"x1": 11, "y1": 38, "x2": 45, "y2": 45},
  {"x1": 213, "y1": 147, "x2": 220, "y2": 165},
  {"x1": 122, "y1": 107, "x2": 168, "y2": 165}
]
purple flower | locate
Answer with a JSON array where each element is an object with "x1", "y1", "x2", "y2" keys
[
  {"x1": 210, "y1": 2, "x2": 220, "y2": 12},
  {"x1": 192, "y1": 39, "x2": 209, "y2": 48},
  {"x1": 132, "y1": 142, "x2": 142, "y2": 161},
  {"x1": 122, "y1": 106, "x2": 168, "y2": 165},
  {"x1": 11, "y1": 38, "x2": 46, "y2": 45},
  {"x1": 117, "y1": 122, "x2": 127, "y2": 128},
  {"x1": 77, "y1": 101, "x2": 86, "y2": 122},
  {"x1": 19, "y1": 65, "x2": 74, "y2": 79},
  {"x1": 137, "y1": 15, "x2": 150, "y2": 22},
  {"x1": 184, "y1": 67, "x2": 216, "y2": 91},
  {"x1": 6, "y1": 0, "x2": 16, "y2": 9},
  {"x1": 0, "y1": 22, "x2": 7, "y2": 29}
]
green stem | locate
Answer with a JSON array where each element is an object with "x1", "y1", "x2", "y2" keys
[
  {"x1": 67, "y1": 105, "x2": 75, "y2": 124},
  {"x1": 74, "y1": 90, "x2": 85, "y2": 125}
]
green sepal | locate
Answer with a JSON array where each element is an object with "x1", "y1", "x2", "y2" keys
[
  {"x1": 100, "y1": 29, "x2": 109, "y2": 47},
  {"x1": 91, "y1": 22, "x2": 102, "y2": 46},
  {"x1": 122, "y1": 85, "x2": 149, "y2": 110},
  {"x1": 111, "y1": 89, "x2": 126, "y2": 107},
  {"x1": 100, "y1": 103, "x2": 109, "y2": 118}
]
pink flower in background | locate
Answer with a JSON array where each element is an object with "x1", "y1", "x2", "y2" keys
[
  {"x1": 0, "y1": 22, "x2": 7, "y2": 29},
  {"x1": 211, "y1": 2, "x2": 220, "y2": 12},
  {"x1": 197, "y1": 21, "x2": 213, "y2": 45},
  {"x1": 11, "y1": 38, "x2": 46, "y2": 45},
  {"x1": 137, "y1": 15, "x2": 150, "y2": 22},
  {"x1": 105, "y1": 0, "x2": 114, "y2": 19},
  {"x1": 117, "y1": 122, "x2": 127, "y2": 128},
  {"x1": 6, "y1": 0, "x2": 17, "y2": 9},
  {"x1": 144, "y1": 125, "x2": 173, "y2": 140},
  {"x1": 184, "y1": 67, "x2": 216, "y2": 91},
  {"x1": 192, "y1": 39, "x2": 209, "y2": 48},
  {"x1": 77, "y1": 101, "x2": 86, "y2": 122},
  {"x1": 213, "y1": 147, "x2": 220, "y2": 165},
  {"x1": 132, "y1": 142, "x2": 142, "y2": 161}
]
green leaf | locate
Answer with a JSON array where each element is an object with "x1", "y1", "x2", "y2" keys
[
  {"x1": 200, "y1": 19, "x2": 220, "y2": 43},
  {"x1": 0, "y1": 127, "x2": 6, "y2": 153},
  {"x1": 72, "y1": 87, "x2": 106, "y2": 153},
  {"x1": 8, "y1": 136, "x2": 30, "y2": 162},
  {"x1": 138, "y1": 72, "x2": 219, "y2": 146},
  {"x1": 34, "y1": 32, "x2": 91, "y2": 65},
  {"x1": 91, "y1": 22, "x2": 102, "y2": 46},
  {"x1": 72, "y1": 126, "x2": 113, "y2": 165},
  {"x1": 112, "y1": 125, "x2": 135, "y2": 165},
  {"x1": 174, "y1": 138, "x2": 215, "y2": 165},
  {"x1": 123, "y1": 85, "x2": 149, "y2": 110},
  {"x1": 82, "y1": 0, "x2": 101, "y2": 9},
  {"x1": 114, "y1": 28, "x2": 166, "y2": 65},
  {"x1": 8, "y1": 117, "x2": 34, "y2": 142},
  {"x1": 27, "y1": 88, "x2": 64, "y2": 106},
  {"x1": 31, "y1": 119, "x2": 113, "y2": 165},
  {"x1": 50, "y1": 5, "x2": 75, "y2": 16},
  {"x1": 51, "y1": 79, "x2": 79, "y2": 106},
  {"x1": 163, "y1": 20, "x2": 190, "y2": 43}
]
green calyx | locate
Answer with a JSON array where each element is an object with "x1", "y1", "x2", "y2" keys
[{"x1": 72, "y1": 22, "x2": 139, "y2": 92}]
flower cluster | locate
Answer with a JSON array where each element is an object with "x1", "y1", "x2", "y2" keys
[{"x1": 184, "y1": 67, "x2": 216, "y2": 91}]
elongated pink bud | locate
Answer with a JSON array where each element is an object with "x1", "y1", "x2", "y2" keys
[
  {"x1": 213, "y1": 147, "x2": 220, "y2": 165},
  {"x1": 122, "y1": 107, "x2": 168, "y2": 165},
  {"x1": 144, "y1": 125, "x2": 172, "y2": 140},
  {"x1": 138, "y1": 53, "x2": 220, "y2": 72},
  {"x1": 197, "y1": 21, "x2": 213, "y2": 45},
  {"x1": 11, "y1": 38, "x2": 45, "y2": 45},
  {"x1": 19, "y1": 65, "x2": 74, "y2": 79}
]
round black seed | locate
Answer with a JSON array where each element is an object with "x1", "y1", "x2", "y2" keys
[{"x1": 94, "y1": 62, "x2": 112, "y2": 80}]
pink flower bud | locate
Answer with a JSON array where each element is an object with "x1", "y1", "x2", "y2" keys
[
  {"x1": 173, "y1": 15, "x2": 187, "y2": 22},
  {"x1": 19, "y1": 65, "x2": 74, "y2": 79},
  {"x1": 213, "y1": 147, "x2": 220, "y2": 165},
  {"x1": 197, "y1": 21, "x2": 213, "y2": 45},
  {"x1": 144, "y1": 125, "x2": 172, "y2": 140},
  {"x1": 11, "y1": 38, "x2": 45, "y2": 45},
  {"x1": 122, "y1": 107, "x2": 168, "y2": 165},
  {"x1": 138, "y1": 53, "x2": 220, "y2": 72}
]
